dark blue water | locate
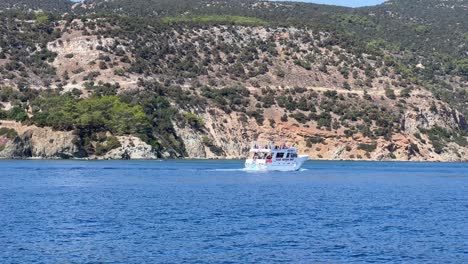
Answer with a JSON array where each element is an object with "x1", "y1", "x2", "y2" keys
[{"x1": 0, "y1": 160, "x2": 467, "y2": 263}]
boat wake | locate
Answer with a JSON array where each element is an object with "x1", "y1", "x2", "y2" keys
[
  {"x1": 209, "y1": 168, "x2": 251, "y2": 172},
  {"x1": 209, "y1": 168, "x2": 309, "y2": 172}
]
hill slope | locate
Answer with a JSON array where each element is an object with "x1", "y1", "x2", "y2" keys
[
  {"x1": 0, "y1": 0, "x2": 72, "y2": 11},
  {"x1": 0, "y1": 0, "x2": 466, "y2": 161}
]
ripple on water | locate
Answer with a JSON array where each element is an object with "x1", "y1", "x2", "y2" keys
[{"x1": 0, "y1": 160, "x2": 467, "y2": 263}]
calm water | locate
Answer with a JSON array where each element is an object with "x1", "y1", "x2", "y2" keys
[{"x1": 0, "y1": 160, "x2": 467, "y2": 263}]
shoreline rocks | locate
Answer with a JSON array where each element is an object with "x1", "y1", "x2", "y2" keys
[{"x1": 0, "y1": 120, "x2": 466, "y2": 162}]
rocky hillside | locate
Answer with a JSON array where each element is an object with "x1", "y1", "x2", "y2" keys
[
  {"x1": 0, "y1": 0, "x2": 72, "y2": 13},
  {"x1": 0, "y1": 0, "x2": 466, "y2": 161}
]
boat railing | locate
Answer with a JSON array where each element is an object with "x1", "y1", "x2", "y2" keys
[{"x1": 250, "y1": 141, "x2": 297, "y2": 151}]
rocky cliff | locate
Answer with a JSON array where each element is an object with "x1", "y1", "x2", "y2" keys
[
  {"x1": 172, "y1": 89, "x2": 467, "y2": 162},
  {"x1": 0, "y1": 121, "x2": 82, "y2": 159},
  {"x1": 0, "y1": 121, "x2": 156, "y2": 159}
]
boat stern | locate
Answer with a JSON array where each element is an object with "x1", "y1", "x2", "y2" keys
[{"x1": 245, "y1": 159, "x2": 268, "y2": 171}]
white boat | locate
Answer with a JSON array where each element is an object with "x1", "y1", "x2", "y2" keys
[{"x1": 245, "y1": 142, "x2": 308, "y2": 171}]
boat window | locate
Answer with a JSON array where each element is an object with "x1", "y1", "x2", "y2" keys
[
  {"x1": 276, "y1": 153, "x2": 284, "y2": 158},
  {"x1": 286, "y1": 153, "x2": 290, "y2": 158},
  {"x1": 291, "y1": 153, "x2": 298, "y2": 158}
]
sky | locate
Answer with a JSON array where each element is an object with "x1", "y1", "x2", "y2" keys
[{"x1": 282, "y1": 0, "x2": 387, "y2": 7}]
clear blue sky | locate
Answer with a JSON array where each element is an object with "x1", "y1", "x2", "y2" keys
[{"x1": 279, "y1": 0, "x2": 386, "y2": 7}]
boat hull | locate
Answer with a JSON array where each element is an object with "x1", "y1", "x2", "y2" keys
[{"x1": 245, "y1": 155, "x2": 308, "y2": 171}]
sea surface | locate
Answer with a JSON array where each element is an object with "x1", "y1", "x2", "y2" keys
[{"x1": 0, "y1": 160, "x2": 467, "y2": 263}]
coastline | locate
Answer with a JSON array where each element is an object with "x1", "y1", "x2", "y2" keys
[
  {"x1": 1, "y1": 120, "x2": 466, "y2": 163},
  {"x1": 0, "y1": 157, "x2": 465, "y2": 162}
]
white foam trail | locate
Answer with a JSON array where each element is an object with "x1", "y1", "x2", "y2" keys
[
  {"x1": 209, "y1": 168, "x2": 249, "y2": 172},
  {"x1": 210, "y1": 168, "x2": 310, "y2": 172}
]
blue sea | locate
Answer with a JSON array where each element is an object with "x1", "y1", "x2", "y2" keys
[{"x1": 0, "y1": 160, "x2": 467, "y2": 263}]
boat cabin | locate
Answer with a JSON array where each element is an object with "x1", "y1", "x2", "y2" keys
[
  {"x1": 246, "y1": 141, "x2": 308, "y2": 171},
  {"x1": 249, "y1": 142, "x2": 299, "y2": 162}
]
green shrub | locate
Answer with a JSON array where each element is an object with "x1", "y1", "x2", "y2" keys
[
  {"x1": 95, "y1": 136, "x2": 122, "y2": 156},
  {"x1": 290, "y1": 112, "x2": 309, "y2": 124},
  {"x1": 35, "y1": 13, "x2": 49, "y2": 24},
  {"x1": 99, "y1": 61, "x2": 108, "y2": 70},
  {"x1": 85, "y1": 82, "x2": 119, "y2": 96},
  {"x1": 410, "y1": 143, "x2": 420, "y2": 153},
  {"x1": 275, "y1": 69, "x2": 286, "y2": 78},
  {"x1": 454, "y1": 135, "x2": 467, "y2": 147},
  {"x1": 162, "y1": 15, "x2": 267, "y2": 26},
  {"x1": 8, "y1": 107, "x2": 28, "y2": 122},
  {"x1": 201, "y1": 85, "x2": 250, "y2": 113},
  {"x1": 114, "y1": 68, "x2": 126, "y2": 76},
  {"x1": 400, "y1": 88, "x2": 411, "y2": 98},
  {"x1": 202, "y1": 136, "x2": 224, "y2": 155},
  {"x1": 247, "y1": 110, "x2": 264, "y2": 125},
  {"x1": 414, "y1": 132, "x2": 422, "y2": 140},
  {"x1": 344, "y1": 129, "x2": 355, "y2": 137},
  {"x1": 324, "y1": 90, "x2": 338, "y2": 99},
  {"x1": 343, "y1": 81, "x2": 351, "y2": 90},
  {"x1": 31, "y1": 95, "x2": 149, "y2": 136},
  {"x1": 306, "y1": 136, "x2": 325, "y2": 147},
  {"x1": 106, "y1": 136, "x2": 122, "y2": 150},
  {"x1": 281, "y1": 114, "x2": 288, "y2": 122},
  {"x1": 294, "y1": 59, "x2": 311, "y2": 70},
  {"x1": 316, "y1": 112, "x2": 332, "y2": 129},
  {"x1": 358, "y1": 143, "x2": 377, "y2": 152},
  {"x1": 183, "y1": 112, "x2": 205, "y2": 130},
  {"x1": 432, "y1": 140, "x2": 444, "y2": 154},
  {"x1": 429, "y1": 103, "x2": 438, "y2": 114},
  {"x1": 269, "y1": 119, "x2": 276, "y2": 127},
  {"x1": 385, "y1": 88, "x2": 396, "y2": 100},
  {"x1": 0, "y1": 128, "x2": 18, "y2": 139},
  {"x1": 0, "y1": 86, "x2": 23, "y2": 102}
]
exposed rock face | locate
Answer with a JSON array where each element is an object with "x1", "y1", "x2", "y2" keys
[
  {"x1": 174, "y1": 103, "x2": 467, "y2": 162},
  {"x1": 173, "y1": 111, "x2": 253, "y2": 159},
  {"x1": 0, "y1": 108, "x2": 466, "y2": 161},
  {"x1": 47, "y1": 20, "x2": 140, "y2": 93},
  {"x1": 0, "y1": 121, "x2": 158, "y2": 160},
  {"x1": 173, "y1": 125, "x2": 207, "y2": 159},
  {"x1": 28, "y1": 128, "x2": 84, "y2": 159},
  {"x1": 1, "y1": 134, "x2": 32, "y2": 158},
  {"x1": 101, "y1": 136, "x2": 157, "y2": 160},
  {"x1": 0, "y1": 121, "x2": 84, "y2": 159}
]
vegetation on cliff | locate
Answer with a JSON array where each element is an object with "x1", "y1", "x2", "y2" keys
[{"x1": 0, "y1": 0, "x2": 466, "y2": 160}]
